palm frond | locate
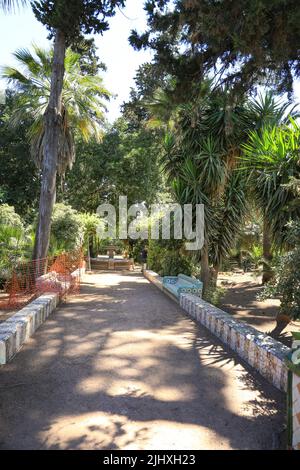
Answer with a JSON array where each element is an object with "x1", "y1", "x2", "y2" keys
[
  {"x1": 0, "y1": 0, "x2": 27, "y2": 12},
  {"x1": 3, "y1": 45, "x2": 110, "y2": 176}
]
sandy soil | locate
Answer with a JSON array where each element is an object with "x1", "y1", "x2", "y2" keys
[
  {"x1": 0, "y1": 272, "x2": 285, "y2": 450},
  {"x1": 218, "y1": 271, "x2": 300, "y2": 347}
]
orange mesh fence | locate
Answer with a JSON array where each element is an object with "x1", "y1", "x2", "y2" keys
[{"x1": 0, "y1": 249, "x2": 85, "y2": 311}]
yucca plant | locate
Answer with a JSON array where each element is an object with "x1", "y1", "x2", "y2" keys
[
  {"x1": 242, "y1": 93, "x2": 299, "y2": 283},
  {"x1": 242, "y1": 119, "x2": 300, "y2": 264},
  {"x1": 161, "y1": 85, "x2": 249, "y2": 293}
]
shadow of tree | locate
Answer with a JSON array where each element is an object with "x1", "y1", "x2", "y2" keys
[{"x1": 0, "y1": 272, "x2": 286, "y2": 450}]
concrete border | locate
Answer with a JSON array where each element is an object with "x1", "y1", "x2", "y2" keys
[
  {"x1": 144, "y1": 269, "x2": 290, "y2": 392},
  {"x1": 0, "y1": 293, "x2": 59, "y2": 365},
  {"x1": 0, "y1": 265, "x2": 86, "y2": 365}
]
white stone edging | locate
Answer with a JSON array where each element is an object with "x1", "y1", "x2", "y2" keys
[
  {"x1": 0, "y1": 293, "x2": 59, "y2": 365},
  {"x1": 144, "y1": 269, "x2": 290, "y2": 392},
  {"x1": 0, "y1": 265, "x2": 86, "y2": 365}
]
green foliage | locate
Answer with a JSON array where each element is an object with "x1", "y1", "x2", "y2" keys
[
  {"x1": 260, "y1": 222, "x2": 300, "y2": 320},
  {"x1": 0, "y1": 216, "x2": 34, "y2": 284},
  {"x1": 162, "y1": 84, "x2": 249, "y2": 275},
  {"x1": 79, "y1": 213, "x2": 102, "y2": 241},
  {"x1": 203, "y1": 285, "x2": 226, "y2": 307},
  {"x1": 2, "y1": 45, "x2": 110, "y2": 177},
  {"x1": 0, "y1": 204, "x2": 23, "y2": 229},
  {"x1": 148, "y1": 239, "x2": 194, "y2": 277},
  {"x1": 50, "y1": 203, "x2": 83, "y2": 253},
  {"x1": 0, "y1": 92, "x2": 40, "y2": 218},
  {"x1": 242, "y1": 119, "x2": 300, "y2": 246},
  {"x1": 32, "y1": 0, "x2": 125, "y2": 45},
  {"x1": 127, "y1": 240, "x2": 143, "y2": 263},
  {"x1": 248, "y1": 244, "x2": 264, "y2": 268},
  {"x1": 62, "y1": 118, "x2": 164, "y2": 211},
  {"x1": 131, "y1": 0, "x2": 300, "y2": 95}
]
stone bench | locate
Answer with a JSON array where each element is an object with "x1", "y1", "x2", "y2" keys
[{"x1": 163, "y1": 274, "x2": 203, "y2": 300}]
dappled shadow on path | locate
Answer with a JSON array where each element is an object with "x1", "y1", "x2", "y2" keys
[{"x1": 0, "y1": 272, "x2": 285, "y2": 450}]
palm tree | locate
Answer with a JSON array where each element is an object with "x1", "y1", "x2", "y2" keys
[
  {"x1": 243, "y1": 93, "x2": 299, "y2": 283},
  {"x1": 2, "y1": 45, "x2": 110, "y2": 261}
]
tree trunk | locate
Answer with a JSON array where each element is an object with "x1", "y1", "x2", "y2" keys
[
  {"x1": 211, "y1": 263, "x2": 219, "y2": 288},
  {"x1": 262, "y1": 217, "x2": 273, "y2": 285},
  {"x1": 33, "y1": 29, "x2": 66, "y2": 264},
  {"x1": 201, "y1": 241, "x2": 210, "y2": 295},
  {"x1": 270, "y1": 313, "x2": 291, "y2": 338}
]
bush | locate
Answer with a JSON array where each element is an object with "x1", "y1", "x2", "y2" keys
[
  {"x1": 0, "y1": 204, "x2": 23, "y2": 229},
  {"x1": 50, "y1": 204, "x2": 84, "y2": 254},
  {"x1": 259, "y1": 221, "x2": 300, "y2": 320},
  {"x1": 148, "y1": 239, "x2": 194, "y2": 276}
]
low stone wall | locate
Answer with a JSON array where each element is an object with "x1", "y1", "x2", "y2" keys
[
  {"x1": 0, "y1": 265, "x2": 86, "y2": 365},
  {"x1": 0, "y1": 293, "x2": 59, "y2": 365},
  {"x1": 143, "y1": 269, "x2": 164, "y2": 291},
  {"x1": 144, "y1": 270, "x2": 290, "y2": 392}
]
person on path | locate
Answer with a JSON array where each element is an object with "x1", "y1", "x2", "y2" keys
[{"x1": 141, "y1": 247, "x2": 148, "y2": 272}]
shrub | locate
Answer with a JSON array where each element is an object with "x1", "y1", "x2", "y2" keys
[
  {"x1": 0, "y1": 204, "x2": 23, "y2": 229},
  {"x1": 148, "y1": 239, "x2": 194, "y2": 276},
  {"x1": 50, "y1": 203, "x2": 84, "y2": 254},
  {"x1": 259, "y1": 221, "x2": 300, "y2": 320}
]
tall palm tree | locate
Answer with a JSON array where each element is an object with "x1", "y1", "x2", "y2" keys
[{"x1": 2, "y1": 45, "x2": 110, "y2": 260}]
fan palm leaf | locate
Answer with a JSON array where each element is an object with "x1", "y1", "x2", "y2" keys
[
  {"x1": 2, "y1": 45, "x2": 109, "y2": 176},
  {"x1": 0, "y1": 0, "x2": 27, "y2": 12}
]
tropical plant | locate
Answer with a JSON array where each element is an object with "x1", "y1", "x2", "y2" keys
[
  {"x1": 260, "y1": 221, "x2": 300, "y2": 331},
  {"x1": 2, "y1": 44, "x2": 111, "y2": 260},
  {"x1": 3, "y1": 46, "x2": 108, "y2": 176},
  {"x1": 79, "y1": 212, "x2": 103, "y2": 258},
  {"x1": 1, "y1": 1, "x2": 126, "y2": 263},
  {"x1": 242, "y1": 93, "x2": 299, "y2": 283},
  {"x1": 242, "y1": 118, "x2": 300, "y2": 282},
  {"x1": 160, "y1": 85, "x2": 249, "y2": 293}
]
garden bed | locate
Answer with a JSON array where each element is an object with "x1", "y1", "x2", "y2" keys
[{"x1": 218, "y1": 271, "x2": 300, "y2": 348}]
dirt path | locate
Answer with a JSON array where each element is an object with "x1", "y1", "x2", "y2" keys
[{"x1": 0, "y1": 272, "x2": 285, "y2": 450}]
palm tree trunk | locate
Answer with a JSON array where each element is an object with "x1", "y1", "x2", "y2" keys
[
  {"x1": 262, "y1": 217, "x2": 273, "y2": 285},
  {"x1": 201, "y1": 241, "x2": 210, "y2": 295},
  {"x1": 33, "y1": 29, "x2": 66, "y2": 263}
]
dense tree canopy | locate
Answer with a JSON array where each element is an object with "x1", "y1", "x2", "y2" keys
[
  {"x1": 32, "y1": 0, "x2": 125, "y2": 44},
  {"x1": 130, "y1": 0, "x2": 300, "y2": 96}
]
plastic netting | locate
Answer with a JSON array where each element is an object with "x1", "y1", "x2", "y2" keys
[{"x1": 0, "y1": 249, "x2": 85, "y2": 311}]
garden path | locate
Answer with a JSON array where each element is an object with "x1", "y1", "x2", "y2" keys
[{"x1": 0, "y1": 272, "x2": 285, "y2": 450}]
